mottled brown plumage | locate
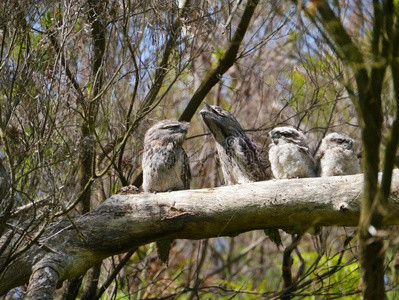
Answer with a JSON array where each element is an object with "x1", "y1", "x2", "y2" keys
[
  {"x1": 200, "y1": 103, "x2": 267, "y2": 184},
  {"x1": 200, "y1": 104, "x2": 281, "y2": 246},
  {"x1": 142, "y1": 119, "x2": 191, "y2": 264},
  {"x1": 142, "y1": 120, "x2": 191, "y2": 192}
]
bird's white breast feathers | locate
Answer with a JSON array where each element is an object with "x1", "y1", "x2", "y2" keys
[
  {"x1": 319, "y1": 147, "x2": 360, "y2": 177},
  {"x1": 269, "y1": 143, "x2": 315, "y2": 179}
]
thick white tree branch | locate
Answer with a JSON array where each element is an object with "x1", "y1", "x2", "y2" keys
[{"x1": 2, "y1": 171, "x2": 399, "y2": 298}]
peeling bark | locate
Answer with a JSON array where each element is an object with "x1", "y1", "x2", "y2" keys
[
  {"x1": 25, "y1": 254, "x2": 67, "y2": 300},
  {"x1": 2, "y1": 171, "x2": 399, "y2": 298}
]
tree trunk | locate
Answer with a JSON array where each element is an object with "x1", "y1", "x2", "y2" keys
[
  {"x1": 2, "y1": 171, "x2": 399, "y2": 298},
  {"x1": 358, "y1": 121, "x2": 384, "y2": 299}
]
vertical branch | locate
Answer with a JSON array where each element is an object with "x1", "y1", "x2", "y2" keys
[
  {"x1": 188, "y1": 240, "x2": 209, "y2": 300},
  {"x1": 78, "y1": 1, "x2": 107, "y2": 299},
  {"x1": 281, "y1": 235, "x2": 302, "y2": 300},
  {"x1": 306, "y1": 1, "x2": 393, "y2": 298},
  {"x1": 378, "y1": 0, "x2": 397, "y2": 203},
  {"x1": 79, "y1": 0, "x2": 106, "y2": 213}
]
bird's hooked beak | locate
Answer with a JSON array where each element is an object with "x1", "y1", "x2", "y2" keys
[
  {"x1": 199, "y1": 103, "x2": 213, "y2": 115},
  {"x1": 199, "y1": 103, "x2": 226, "y2": 140},
  {"x1": 180, "y1": 122, "x2": 190, "y2": 134},
  {"x1": 181, "y1": 127, "x2": 188, "y2": 134},
  {"x1": 343, "y1": 139, "x2": 353, "y2": 149},
  {"x1": 199, "y1": 103, "x2": 221, "y2": 126}
]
